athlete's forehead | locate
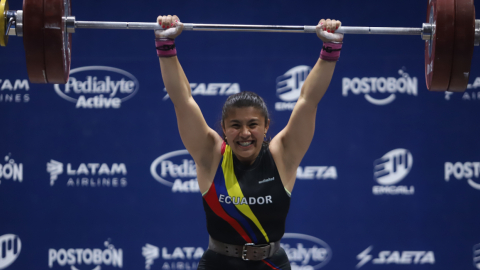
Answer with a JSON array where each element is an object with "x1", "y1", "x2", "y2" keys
[{"x1": 224, "y1": 107, "x2": 264, "y2": 123}]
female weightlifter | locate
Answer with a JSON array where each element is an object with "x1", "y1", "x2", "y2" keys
[{"x1": 155, "y1": 15, "x2": 343, "y2": 270}]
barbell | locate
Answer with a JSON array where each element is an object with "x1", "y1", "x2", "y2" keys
[{"x1": 1, "y1": 0, "x2": 479, "y2": 92}]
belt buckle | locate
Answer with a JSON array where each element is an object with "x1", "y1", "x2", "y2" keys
[{"x1": 242, "y1": 243, "x2": 255, "y2": 261}]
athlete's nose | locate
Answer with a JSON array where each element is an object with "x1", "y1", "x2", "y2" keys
[{"x1": 239, "y1": 125, "x2": 251, "y2": 138}]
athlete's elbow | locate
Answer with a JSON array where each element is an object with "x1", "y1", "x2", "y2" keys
[{"x1": 297, "y1": 96, "x2": 319, "y2": 110}]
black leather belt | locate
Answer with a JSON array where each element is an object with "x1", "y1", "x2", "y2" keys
[{"x1": 208, "y1": 236, "x2": 281, "y2": 261}]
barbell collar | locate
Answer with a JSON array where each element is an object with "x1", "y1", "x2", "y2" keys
[
  {"x1": 66, "y1": 16, "x2": 75, "y2": 33},
  {"x1": 421, "y1": 23, "x2": 434, "y2": 41},
  {"x1": 5, "y1": 17, "x2": 13, "y2": 35},
  {"x1": 15, "y1": 9, "x2": 22, "y2": 36},
  {"x1": 4, "y1": 9, "x2": 21, "y2": 36},
  {"x1": 4, "y1": 10, "x2": 15, "y2": 35}
]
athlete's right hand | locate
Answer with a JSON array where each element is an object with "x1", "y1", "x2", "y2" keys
[
  {"x1": 316, "y1": 19, "x2": 343, "y2": 43},
  {"x1": 155, "y1": 15, "x2": 184, "y2": 39}
]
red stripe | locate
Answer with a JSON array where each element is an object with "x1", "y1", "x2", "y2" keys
[
  {"x1": 203, "y1": 184, "x2": 252, "y2": 242},
  {"x1": 221, "y1": 141, "x2": 226, "y2": 155},
  {"x1": 262, "y1": 260, "x2": 279, "y2": 270}
]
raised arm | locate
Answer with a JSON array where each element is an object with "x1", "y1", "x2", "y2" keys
[
  {"x1": 270, "y1": 19, "x2": 343, "y2": 191},
  {"x1": 156, "y1": 16, "x2": 223, "y2": 185}
]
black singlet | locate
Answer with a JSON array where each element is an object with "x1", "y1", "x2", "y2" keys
[{"x1": 200, "y1": 142, "x2": 291, "y2": 270}]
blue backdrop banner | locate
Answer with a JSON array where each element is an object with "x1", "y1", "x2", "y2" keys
[{"x1": 1, "y1": 0, "x2": 479, "y2": 269}]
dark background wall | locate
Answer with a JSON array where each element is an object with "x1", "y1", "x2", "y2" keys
[{"x1": 1, "y1": 0, "x2": 479, "y2": 269}]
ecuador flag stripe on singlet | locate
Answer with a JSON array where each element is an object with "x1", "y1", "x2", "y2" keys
[
  {"x1": 203, "y1": 183, "x2": 252, "y2": 243},
  {"x1": 212, "y1": 167, "x2": 259, "y2": 243},
  {"x1": 222, "y1": 145, "x2": 270, "y2": 243},
  {"x1": 263, "y1": 259, "x2": 282, "y2": 270}
]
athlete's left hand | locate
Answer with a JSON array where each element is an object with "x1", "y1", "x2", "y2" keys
[{"x1": 155, "y1": 15, "x2": 184, "y2": 39}]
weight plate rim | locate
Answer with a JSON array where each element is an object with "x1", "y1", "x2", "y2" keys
[
  {"x1": 425, "y1": 0, "x2": 456, "y2": 91},
  {"x1": 44, "y1": 0, "x2": 71, "y2": 84},
  {"x1": 447, "y1": 0, "x2": 476, "y2": 92},
  {"x1": 23, "y1": 0, "x2": 48, "y2": 83}
]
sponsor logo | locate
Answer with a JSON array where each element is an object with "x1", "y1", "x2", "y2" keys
[
  {"x1": 468, "y1": 78, "x2": 480, "y2": 90},
  {"x1": 445, "y1": 162, "x2": 480, "y2": 190},
  {"x1": 53, "y1": 66, "x2": 139, "y2": 109},
  {"x1": 0, "y1": 79, "x2": 30, "y2": 103},
  {"x1": 297, "y1": 166, "x2": 337, "y2": 180},
  {"x1": 0, "y1": 153, "x2": 23, "y2": 185},
  {"x1": 373, "y1": 149, "x2": 414, "y2": 195},
  {"x1": 0, "y1": 234, "x2": 21, "y2": 269},
  {"x1": 142, "y1": 243, "x2": 204, "y2": 270},
  {"x1": 466, "y1": 78, "x2": 480, "y2": 101},
  {"x1": 445, "y1": 91, "x2": 480, "y2": 101},
  {"x1": 356, "y1": 246, "x2": 435, "y2": 268},
  {"x1": 342, "y1": 68, "x2": 418, "y2": 105},
  {"x1": 445, "y1": 77, "x2": 480, "y2": 101},
  {"x1": 474, "y1": 243, "x2": 480, "y2": 269},
  {"x1": 142, "y1": 244, "x2": 159, "y2": 270},
  {"x1": 275, "y1": 65, "x2": 311, "y2": 111},
  {"x1": 49, "y1": 239, "x2": 122, "y2": 269},
  {"x1": 47, "y1": 160, "x2": 127, "y2": 188},
  {"x1": 162, "y1": 83, "x2": 240, "y2": 100},
  {"x1": 47, "y1": 160, "x2": 64, "y2": 186},
  {"x1": 150, "y1": 150, "x2": 199, "y2": 193},
  {"x1": 259, "y1": 177, "x2": 275, "y2": 184},
  {"x1": 281, "y1": 233, "x2": 332, "y2": 269}
]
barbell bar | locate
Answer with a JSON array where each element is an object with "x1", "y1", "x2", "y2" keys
[
  {"x1": 1, "y1": 0, "x2": 479, "y2": 92},
  {"x1": 75, "y1": 21, "x2": 426, "y2": 36}
]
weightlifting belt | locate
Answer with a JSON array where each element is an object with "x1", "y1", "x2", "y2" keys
[{"x1": 208, "y1": 236, "x2": 281, "y2": 261}]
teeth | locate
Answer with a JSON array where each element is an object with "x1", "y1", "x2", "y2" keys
[{"x1": 239, "y1": 141, "x2": 252, "y2": 146}]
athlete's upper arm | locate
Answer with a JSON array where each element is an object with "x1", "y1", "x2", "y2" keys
[
  {"x1": 174, "y1": 96, "x2": 223, "y2": 167},
  {"x1": 158, "y1": 56, "x2": 223, "y2": 171},
  {"x1": 270, "y1": 96, "x2": 317, "y2": 173}
]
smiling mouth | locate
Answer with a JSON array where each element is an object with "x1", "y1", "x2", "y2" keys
[{"x1": 237, "y1": 141, "x2": 254, "y2": 147}]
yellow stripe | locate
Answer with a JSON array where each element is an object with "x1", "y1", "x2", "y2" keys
[{"x1": 222, "y1": 145, "x2": 269, "y2": 243}]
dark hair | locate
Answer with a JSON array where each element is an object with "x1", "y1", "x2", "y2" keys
[{"x1": 221, "y1": 91, "x2": 271, "y2": 144}]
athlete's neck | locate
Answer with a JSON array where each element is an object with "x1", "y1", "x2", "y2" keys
[
  {"x1": 236, "y1": 155, "x2": 256, "y2": 166},
  {"x1": 232, "y1": 146, "x2": 263, "y2": 167}
]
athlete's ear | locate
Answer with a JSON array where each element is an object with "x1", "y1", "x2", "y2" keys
[{"x1": 265, "y1": 119, "x2": 270, "y2": 133}]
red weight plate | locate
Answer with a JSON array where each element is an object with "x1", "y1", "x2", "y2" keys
[
  {"x1": 425, "y1": 0, "x2": 456, "y2": 91},
  {"x1": 44, "y1": 0, "x2": 72, "y2": 84},
  {"x1": 447, "y1": 0, "x2": 475, "y2": 92},
  {"x1": 23, "y1": 0, "x2": 47, "y2": 83}
]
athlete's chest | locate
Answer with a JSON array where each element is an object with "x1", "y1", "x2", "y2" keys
[
  {"x1": 218, "y1": 166, "x2": 283, "y2": 206},
  {"x1": 214, "y1": 145, "x2": 287, "y2": 207}
]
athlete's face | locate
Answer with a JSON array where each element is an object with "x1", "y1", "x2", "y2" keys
[{"x1": 222, "y1": 107, "x2": 269, "y2": 165}]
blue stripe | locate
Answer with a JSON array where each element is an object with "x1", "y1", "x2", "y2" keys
[{"x1": 264, "y1": 258, "x2": 282, "y2": 270}]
